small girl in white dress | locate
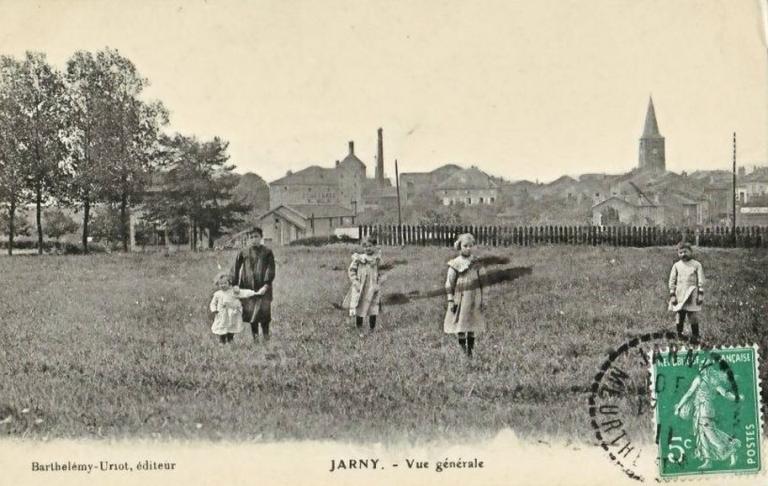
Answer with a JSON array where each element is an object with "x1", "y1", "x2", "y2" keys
[
  {"x1": 342, "y1": 237, "x2": 382, "y2": 335},
  {"x1": 210, "y1": 272, "x2": 257, "y2": 344}
]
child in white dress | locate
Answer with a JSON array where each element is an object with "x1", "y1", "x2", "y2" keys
[
  {"x1": 342, "y1": 237, "x2": 382, "y2": 335},
  {"x1": 210, "y1": 272, "x2": 258, "y2": 344},
  {"x1": 444, "y1": 233, "x2": 486, "y2": 357},
  {"x1": 668, "y1": 241, "x2": 705, "y2": 341}
]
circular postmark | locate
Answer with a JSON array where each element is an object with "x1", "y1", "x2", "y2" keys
[{"x1": 587, "y1": 330, "x2": 742, "y2": 482}]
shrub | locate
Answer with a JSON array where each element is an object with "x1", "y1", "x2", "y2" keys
[
  {"x1": 288, "y1": 234, "x2": 355, "y2": 247},
  {"x1": 0, "y1": 239, "x2": 108, "y2": 254}
]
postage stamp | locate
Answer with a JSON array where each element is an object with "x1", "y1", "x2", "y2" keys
[{"x1": 650, "y1": 345, "x2": 763, "y2": 479}]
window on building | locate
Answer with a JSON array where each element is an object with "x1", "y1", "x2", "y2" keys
[
  {"x1": 490, "y1": 197, "x2": 495, "y2": 203},
  {"x1": 479, "y1": 197, "x2": 484, "y2": 203},
  {"x1": 467, "y1": 197, "x2": 472, "y2": 204}
]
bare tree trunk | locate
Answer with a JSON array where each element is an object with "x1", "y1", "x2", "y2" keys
[
  {"x1": 82, "y1": 196, "x2": 90, "y2": 254},
  {"x1": 36, "y1": 184, "x2": 43, "y2": 255},
  {"x1": 192, "y1": 222, "x2": 198, "y2": 251},
  {"x1": 208, "y1": 227, "x2": 214, "y2": 249},
  {"x1": 7, "y1": 200, "x2": 15, "y2": 256}
]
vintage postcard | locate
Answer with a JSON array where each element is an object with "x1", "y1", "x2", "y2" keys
[{"x1": 0, "y1": 0, "x2": 766, "y2": 485}]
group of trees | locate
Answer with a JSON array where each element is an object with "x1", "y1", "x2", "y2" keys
[
  {"x1": 142, "y1": 135, "x2": 249, "y2": 250},
  {"x1": 0, "y1": 49, "x2": 250, "y2": 255}
]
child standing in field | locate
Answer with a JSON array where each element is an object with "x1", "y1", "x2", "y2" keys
[
  {"x1": 444, "y1": 233, "x2": 486, "y2": 358},
  {"x1": 342, "y1": 237, "x2": 382, "y2": 336},
  {"x1": 668, "y1": 241, "x2": 705, "y2": 341},
  {"x1": 209, "y1": 272, "x2": 258, "y2": 344}
]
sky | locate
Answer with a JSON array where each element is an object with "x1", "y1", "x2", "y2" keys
[{"x1": 1, "y1": 0, "x2": 766, "y2": 183}]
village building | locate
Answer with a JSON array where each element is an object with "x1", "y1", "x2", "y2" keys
[
  {"x1": 256, "y1": 204, "x2": 356, "y2": 245},
  {"x1": 361, "y1": 179, "x2": 398, "y2": 210},
  {"x1": 262, "y1": 128, "x2": 396, "y2": 243},
  {"x1": 399, "y1": 164, "x2": 463, "y2": 202},
  {"x1": 591, "y1": 196, "x2": 664, "y2": 226},
  {"x1": 736, "y1": 166, "x2": 768, "y2": 204},
  {"x1": 269, "y1": 140, "x2": 367, "y2": 211},
  {"x1": 735, "y1": 166, "x2": 768, "y2": 225},
  {"x1": 436, "y1": 166, "x2": 498, "y2": 205},
  {"x1": 268, "y1": 129, "x2": 396, "y2": 213},
  {"x1": 591, "y1": 169, "x2": 710, "y2": 226}
]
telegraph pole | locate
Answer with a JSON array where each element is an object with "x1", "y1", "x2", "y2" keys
[
  {"x1": 732, "y1": 132, "x2": 737, "y2": 239},
  {"x1": 395, "y1": 159, "x2": 402, "y2": 244}
]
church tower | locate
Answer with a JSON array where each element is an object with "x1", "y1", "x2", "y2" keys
[{"x1": 638, "y1": 97, "x2": 665, "y2": 172}]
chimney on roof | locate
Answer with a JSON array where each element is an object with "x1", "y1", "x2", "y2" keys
[
  {"x1": 335, "y1": 160, "x2": 340, "y2": 167},
  {"x1": 738, "y1": 167, "x2": 746, "y2": 177},
  {"x1": 348, "y1": 141, "x2": 354, "y2": 155},
  {"x1": 286, "y1": 170, "x2": 292, "y2": 176},
  {"x1": 376, "y1": 128, "x2": 384, "y2": 182}
]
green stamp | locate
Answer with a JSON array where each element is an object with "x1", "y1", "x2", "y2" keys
[{"x1": 651, "y1": 345, "x2": 762, "y2": 479}]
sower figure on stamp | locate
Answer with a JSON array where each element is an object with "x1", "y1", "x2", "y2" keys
[
  {"x1": 230, "y1": 227, "x2": 276, "y2": 344},
  {"x1": 674, "y1": 364, "x2": 743, "y2": 469},
  {"x1": 668, "y1": 241, "x2": 704, "y2": 342},
  {"x1": 444, "y1": 233, "x2": 486, "y2": 358}
]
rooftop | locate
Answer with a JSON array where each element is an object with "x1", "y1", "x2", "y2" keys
[
  {"x1": 270, "y1": 165, "x2": 337, "y2": 186},
  {"x1": 437, "y1": 167, "x2": 497, "y2": 190}
]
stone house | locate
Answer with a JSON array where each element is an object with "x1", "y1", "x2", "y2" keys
[
  {"x1": 736, "y1": 167, "x2": 768, "y2": 205},
  {"x1": 591, "y1": 196, "x2": 664, "y2": 226},
  {"x1": 269, "y1": 141, "x2": 366, "y2": 212},
  {"x1": 399, "y1": 164, "x2": 463, "y2": 203},
  {"x1": 436, "y1": 167, "x2": 498, "y2": 206}
]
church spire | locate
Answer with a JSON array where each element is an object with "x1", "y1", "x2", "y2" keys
[
  {"x1": 642, "y1": 96, "x2": 661, "y2": 138},
  {"x1": 638, "y1": 96, "x2": 665, "y2": 172}
]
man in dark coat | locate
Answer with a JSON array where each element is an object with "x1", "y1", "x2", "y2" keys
[{"x1": 230, "y1": 227, "x2": 276, "y2": 343}]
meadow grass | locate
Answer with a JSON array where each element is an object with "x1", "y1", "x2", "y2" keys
[{"x1": 0, "y1": 244, "x2": 766, "y2": 444}]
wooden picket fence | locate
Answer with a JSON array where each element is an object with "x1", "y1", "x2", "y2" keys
[{"x1": 358, "y1": 224, "x2": 768, "y2": 249}]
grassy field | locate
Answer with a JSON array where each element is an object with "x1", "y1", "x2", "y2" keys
[{"x1": 0, "y1": 244, "x2": 766, "y2": 443}]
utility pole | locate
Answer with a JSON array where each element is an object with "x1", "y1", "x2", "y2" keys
[
  {"x1": 732, "y1": 132, "x2": 737, "y2": 239},
  {"x1": 395, "y1": 159, "x2": 402, "y2": 244}
]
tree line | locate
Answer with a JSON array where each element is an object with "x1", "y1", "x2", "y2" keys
[{"x1": 0, "y1": 48, "x2": 250, "y2": 255}]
